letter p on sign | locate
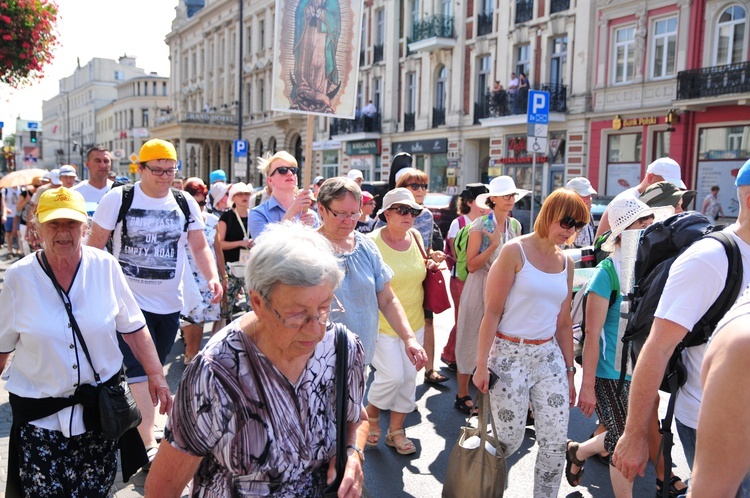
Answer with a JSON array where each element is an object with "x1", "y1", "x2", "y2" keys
[{"x1": 527, "y1": 90, "x2": 550, "y2": 124}]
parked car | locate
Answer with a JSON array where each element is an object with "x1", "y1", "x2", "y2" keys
[
  {"x1": 423, "y1": 192, "x2": 458, "y2": 237},
  {"x1": 591, "y1": 195, "x2": 613, "y2": 227}
]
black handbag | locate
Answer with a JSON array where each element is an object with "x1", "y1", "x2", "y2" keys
[
  {"x1": 39, "y1": 251, "x2": 142, "y2": 440},
  {"x1": 322, "y1": 326, "x2": 349, "y2": 498}
]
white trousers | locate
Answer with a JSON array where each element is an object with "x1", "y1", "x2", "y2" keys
[{"x1": 367, "y1": 328, "x2": 424, "y2": 413}]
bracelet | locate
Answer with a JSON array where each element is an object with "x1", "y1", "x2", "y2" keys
[
  {"x1": 566, "y1": 366, "x2": 576, "y2": 374},
  {"x1": 347, "y1": 444, "x2": 365, "y2": 463}
]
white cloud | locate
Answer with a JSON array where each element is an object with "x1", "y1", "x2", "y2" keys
[{"x1": 0, "y1": 0, "x2": 176, "y2": 136}]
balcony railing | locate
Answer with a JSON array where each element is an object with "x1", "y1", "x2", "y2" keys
[
  {"x1": 477, "y1": 83, "x2": 567, "y2": 119},
  {"x1": 432, "y1": 106, "x2": 446, "y2": 128},
  {"x1": 677, "y1": 61, "x2": 750, "y2": 100},
  {"x1": 550, "y1": 0, "x2": 570, "y2": 14},
  {"x1": 412, "y1": 15, "x2": 455, "y2": 42},
  {"x1": 515, "y1": 0, "x2": 533, "y2": 23},
  {"x1": 477, "y1": 12, "x2": 493, "y2": 36},
  {"x1": 373, "y1": 44, "x2": 384, "y2": 63},
  {"x1": 404, "y1": 112, "x2": 416, "y2": 131},
  {"x1": 330, "y1": 112, "x2": 381, "y2": 136}
]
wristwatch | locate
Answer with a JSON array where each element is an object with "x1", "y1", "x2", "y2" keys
[
  {"x1": 347, "y1": 444, "x2": 365, "y2": 463},
  {"x1": 566, "y1": 366, "x2": 577, "y2": 374}
]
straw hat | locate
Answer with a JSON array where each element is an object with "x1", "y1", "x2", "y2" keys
[
  {"x1": 602, "y1": 197, "x2": 673, "y2": 252},
  {"x1": 475, "y1": 176, "x2": 530, "y2": 209}
]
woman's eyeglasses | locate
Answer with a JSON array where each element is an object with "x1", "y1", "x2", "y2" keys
[
  {"x1": 325, "y1": 207, "x2": 361, "y2": 221},
  {"x1": 270, "y1": 166, "x2": 299, "y2": 176},
  {"x1": 265, "y1": 295, "x2": 345, "y2": 329},
  {"x1": 559, "y1": 215, "x2": 586, "y2": 232},
  {"x1": 407, "y1": 183, "x2": 429, "y2": 191},
  {"x1": 389, "y1": 205, "x2": 422, "y2": 217}
]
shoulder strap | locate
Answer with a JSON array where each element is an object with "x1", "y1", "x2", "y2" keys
[
  {"x1": 254, "y1": 191, "x2": 262, "y2": 207},
  {"x1": 170, "y1": 187, "x2": 192, "y2": 232},
  {"x1": 411, "y1": 230, "x2": 429, "y2": 260},
  {"x1": 116, "y1": 184, "x2": 136, "y2": 227},
  {"x1": 330, "y1": 326, "x2": 349, "y2": 492},
  {"x1": 458, "y1": 215, "x2": 466, "y2": 229},
  {"x1": 509, "y1": 217, "x2": 521, "y2": 235},
  {"x1": 599, "y1": 257, "x2": 620, "y2": 306}
]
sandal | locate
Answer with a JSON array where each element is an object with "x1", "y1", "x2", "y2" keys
[
  {"x1": 656, "y1": 475, "x2": 687, "y2": 498},
  {"x1": 385, "y1": 429, "x2": 417, "y2": 455},
  {"x1": 366, "y1": 417, "x2": 381, "y2": 447},
  {"x1": 424, "y1": 369, "x2": 449, "y2": 385},
  {"x1": 565, "y1": 440, "x2": 586, "y2": 487},
  {"x1": 454, "y1": 395, "x2": 478, "y2": 416}
]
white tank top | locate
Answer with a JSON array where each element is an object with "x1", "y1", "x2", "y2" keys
[{"x1": 497, "y1": 243, "x2": 569, "y2": 340}]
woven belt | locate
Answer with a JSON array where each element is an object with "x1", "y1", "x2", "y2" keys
[{"x1": 496, "y1": 332, "x2": 553, "y2": 345}]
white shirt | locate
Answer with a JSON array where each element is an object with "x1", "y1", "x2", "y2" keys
[
  {"x1": 363, "y1": 103, "x2": 377, "y2": 117},
  {"x1": 447, "y1": 214, "x2": 470, "y2": 240},
  {"x1": 654, "y1": 226, "x2": 750, "y2": 428},
  {"x1": 507, "y1": 77, "x2": 519, "y2": 92},
  {"x1": 92, "y1": 182, "x2": 205, "y2": 314},
  {"x1": 2, "y1": 186, "x2": 22, "y2": 215},
  {"x1": 72, "y1": 179, "x2": 113, "y2": 203},
  {"x1": 0, "y1": 247, "x2": 146, "y2": 436}
]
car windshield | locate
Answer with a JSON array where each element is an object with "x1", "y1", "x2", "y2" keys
[{"x1": 423, "y1": 193, "x2": 452, "y2": 207}]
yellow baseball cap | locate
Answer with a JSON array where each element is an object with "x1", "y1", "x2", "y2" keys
[
  {"x1": 37, "y1": 187, "x2": 88, "y2": 224},
  {"x1": 138, "y1": 139, "x2": 177, "y2": 163}
]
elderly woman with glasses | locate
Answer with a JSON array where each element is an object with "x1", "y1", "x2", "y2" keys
[
  {"x1": 473, "y1": 188, "x2": 588, "y2": 497},
  {"x1": 146, "y1": 222, "x2": 368, "y2": 497},
  {"x1": 365, "y1": 188, "x2": 437, "y2": 456}
]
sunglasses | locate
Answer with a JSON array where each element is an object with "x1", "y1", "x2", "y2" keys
[
  {"x1": 559, "y1": 215, "x2": 586, "y2": 232},
  {"x1": 407, "y1": 183, "x2": 429, "y2": 190},
  {"x1": 389, "y1": 205, "x2": 422, "y2": 217},
  {"x1": 271, "y1": 166, "x2": 299, "y2": 176}
]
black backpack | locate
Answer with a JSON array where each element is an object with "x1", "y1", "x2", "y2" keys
[{"x1": 617, "y1": 211, "x2": 742, "y2": 498}]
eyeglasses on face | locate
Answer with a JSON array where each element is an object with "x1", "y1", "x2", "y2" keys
[
  {"x1": 559, "y1": 215, "x2": 586, "y2": 232},
  {"x1": 496, "y1": 193, "x2": 515, "y2": 201},
  {"x1": 264, "y1": 295, "x2": 345, "y2": 329},
  {"x1": 143, "y1": 164, "x2": 178, "y2": 177},
  {"x1": 325, "y1": 206, "x2": 361, "y2": 221},
  {"x1": 270, "y1": 166, "x2": 299, "y2": 177},
  {"x1": 407, "y1": 183, "x2": 429, "y2": 191},
  {"x1": 389, "y1": 205, "x2": 422, "y2": 217}
]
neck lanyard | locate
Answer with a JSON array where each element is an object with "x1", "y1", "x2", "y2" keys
[{"x1": 233, "y1": 208, "x2": 250, "y2": 240}]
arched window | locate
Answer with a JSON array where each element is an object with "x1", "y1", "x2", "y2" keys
[
  {"x1": 435, "y1": 66, "x2": 447, "y2": 110},
  {"x1": 268, "y1": 137, "x2": 277, "y2": 154},
  {"x1": 715, "y1": 5, "x2": 747, "y2": 65}
]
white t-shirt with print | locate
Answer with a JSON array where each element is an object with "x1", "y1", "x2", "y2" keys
[
  {"x1": 92, "y1": 183, "x2": 205, "y2": 314},
  {"x1": 654, "y1": 225, "x2": 750, "y2": 429},
  {"x1": 72, "y1": 179, "x2": 113, "y2": 203}
]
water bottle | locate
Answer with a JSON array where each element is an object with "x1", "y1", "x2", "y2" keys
[{"x1": 480, "y1": 212, "x2": 495, "y2": 252}]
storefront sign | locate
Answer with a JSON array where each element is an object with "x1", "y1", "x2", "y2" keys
[
  {"x1": 312, "y1": 140, "x2": 342, "y2": 151},
  {"x1": 446, "y1": 167, "x2": 456, "y2": 178},
  {"x1": 606, "y1": 163, "x2": 640, "y2": 195},
  {"x1": 346, "y1": 139, "x2": 380, "y2": 155},
  {"x1": 612, "y1": 115, "x2": 659, "y2": 130},
  {"x1": 392, "y1": 138, "x2": 448, "y2": 154}
]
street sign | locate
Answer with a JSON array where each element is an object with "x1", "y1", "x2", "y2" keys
[
  {"x1": 234, "y1": 139, "x2": 248, "y2": 158},
  {"x1": 527, "y1": 90, "x2": 550, "y2": 125},
  {"x1": 177, "y1": 160, "x2": 182, "y2": 170},
  {"x1": 27, "y1": 122, "x2": 39, "y2": 130},
  {"x1": 527, "y1": 136, "x2": 548, "y2": 154},
  {"x1": 0, "y1": 122, "x2": 4, "y2": 128},
  {"x1": 129, "y1": 153, "x2": 139, "y2": 163}
]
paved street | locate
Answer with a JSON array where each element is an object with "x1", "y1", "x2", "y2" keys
[{"x1": 0, "y1": 245, "x2": 689, "y2": 497}]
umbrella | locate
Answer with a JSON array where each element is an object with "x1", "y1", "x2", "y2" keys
[{"x1": 0, "y1": 168, "x2": 48, "y2": 188}]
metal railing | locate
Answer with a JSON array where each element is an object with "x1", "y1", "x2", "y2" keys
[
  {"x1": 677, "y1": 61, "x2": 750, "y2": 100},
  {"x1": 432, "y1": 106, "x2": 446, "y2": 127},
  {"x1": 404, "y1": 112, "x2": 415, "y2": 131},
  {"x1": 373, "y1": 44, "x2": 384, "y2": 63},
  {"x1": 550, "y1": 0, "x2": 570, "y2": 14},
  {"x1": 412, "y1": 15, "x2": 455, "y2": 42},
  {"x1": 474, "y1": 83, "x2": 567, "y2": 120},
  {"x1": 515, "y1": 0, "x2": 533, "y2": 23},
  {"x1": 477, "y1": 12, "x2": 493, "y2": 36},
  {"x1": 329, "y1": 112, "x2": 381, "y2": 136}
]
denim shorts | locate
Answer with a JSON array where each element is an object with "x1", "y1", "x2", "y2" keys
[{"x1": 118, "y1": 310, "x2": 180, "y2": 383}]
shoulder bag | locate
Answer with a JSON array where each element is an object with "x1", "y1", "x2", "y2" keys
[
  {"x1": 39, "y1": 251, "x2": 141, "y2": 440},
  {"x1": 442, "y1": 391, "x2": 507, "y2": 498},
  {"x1": 411, "y1": 231, "x2": 451, "y2": 314},
  {"x1": 322, "y1": 326, "x2": 349, "y2": 497}
]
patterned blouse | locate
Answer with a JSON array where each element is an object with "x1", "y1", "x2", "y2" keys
[{"x1": 165, "y1": 320, "x2": 365, "y2": 497}]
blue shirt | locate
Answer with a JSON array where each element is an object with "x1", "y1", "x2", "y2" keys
[
  {"x1": 334, "y1": 232, "x2": 393, "y2": 364},
  {"x1": 585, "y1": 258, "x2": 629, "y2": 381},
  {"x1": 248, "y1": 195, "x2": 320, "y2": 237}
]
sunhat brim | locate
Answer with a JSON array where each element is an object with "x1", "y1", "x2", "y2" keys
[{"x1": 475, "y1": 189, "x2": 530, "y2": 210}]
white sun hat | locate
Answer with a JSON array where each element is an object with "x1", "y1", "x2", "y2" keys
[
  {"x1": 602, "y1": 197, "x2": 674, "y2": 252},
  {"x1": 475, "y1": 176, "x2": 530, "y2": 209}
]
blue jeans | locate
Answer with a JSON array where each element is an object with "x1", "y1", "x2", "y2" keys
[
  {"x1": 118, "y1": 310, "x2": 180, "y2": 383},
  {"x1": 675, "y1": 418, "x2": 696, "y2": 470}
]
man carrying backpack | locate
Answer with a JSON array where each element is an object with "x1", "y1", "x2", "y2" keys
[
  {"x1": 613, "y1": 159, "x2": 750, "y2": 493},
  {"x1": 88, "y1": 139, "x2": 223, "y2": 468}
]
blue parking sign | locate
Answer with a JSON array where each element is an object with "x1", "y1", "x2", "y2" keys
[
  {"x1": 527, "y1": 90, "x2": 550, "y2": 124},
  {"x1": 234, "y1": 139, "x2": 248, "y2": 158}
]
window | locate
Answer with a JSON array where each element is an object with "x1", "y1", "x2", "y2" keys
[
  {"x1": 516, "y1": 44, "x2": 530, "y2": 77},
  {"x1": 477, "y1": 55, "x2": 491, "y2": 100},
  {"x1": 406, "y1": 71, "x2": 417, "y2": 113},
  {"x1": 440, "y1": 0, "x2": 451, "y2": 18},
  {"x1": 247, "y1": 26, "x2": 252, "y2": 55},
  {"x1": 142, "y1": 109, "x2": 149, "y2": 128},
  {"x1": 550, "y1": 37, "x2": 567, "y2": 86},
  {"x1": 613, "y1": 26, "x2": 635, "y2": 84},
  {"x1": 715, "y1": 6, "x2": 746, "y2": 65},
  {"x1": 654, "y1": 130, "x2": 671, "y2": 160},
  {"x1": 323, "y1": 150, "x2": 339, "y2": 178},
  {"x1": 376, "y1": 9, "x2": 385, "y2": 45},
  {"x1": 410, "y1": 0, "x2": 420, "y2": 37},
  {"x1": 260, "y1": 20, "x2": 265, "y2": 50},
  {"x1": 114, "y1": 70, "x2": 124, "y2": 81},
  {"x1": 246, "y1": 85, "x2": 252, "y2": 116},
  {"x1": 259, "y1": 78, "x2": 265, "y2": 111},
  {"x1": 356, "y1": 81, "x2": 363, "y2": 112},
  {"x1": 652, "y1": 17, "x2": 677, "y2": 78},
  {"x1": 373, "y1": 77, "x2": 382, "y2": 112},
  {"x1": 436, "y1": 66, "x2": 447, "y2": 110},
  {"x1": 606, "y1": 133, "x2": 642, "y2": 195},
  {"x1": 482, "y1": 0, "x2": 493, "y2": 15},
  {"x1": 162, "y1": 82, "x2": 167, "y2": 96}
]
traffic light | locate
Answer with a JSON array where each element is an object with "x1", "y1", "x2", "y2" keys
[{"x1": 29, "y1": 130, "x2": 37, "y2": 143}]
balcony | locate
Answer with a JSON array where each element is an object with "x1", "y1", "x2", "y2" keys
[
  {"x1": 404, "y1": 112, "x2": 415, "y2": 131},
  {"x1": 330, "y1": 112, "x2": 381, "y2": 137},
  {"x1": 477, "y1": 12, "x2": 493, "y2": 36},
  {"x1": 408, "y1": 15, "x2": 457, "y2": 53},
  {"x1": 373, "y1": 44, "x2": 384, "y2": 63},
  {"x1": 550, "y1": 0, "x2": 570, "y2": 14},
  {"x1": 515, "y1": 0, "x2": 533, "y2": 24},
  {"x1": 476, "y1": 84, "x2": 567, "y2": 122},
  {"x1": 677, "y1": 61, "x2": 750, "y2": 101},
  {"x1": 432, "y1": 106, "x2": 446, "y2": 128}
]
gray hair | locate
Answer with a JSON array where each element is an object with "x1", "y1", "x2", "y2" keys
[
  {"x1": 317, "y1": 177, "x2": 362, "y2": 209},
  {"x1": 245, "y1": 221, "x2": 344, "y2": 298}
]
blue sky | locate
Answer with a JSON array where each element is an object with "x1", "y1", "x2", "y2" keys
[{"x1": 0, "y1": 0, "x2": 176, "y2": 136}]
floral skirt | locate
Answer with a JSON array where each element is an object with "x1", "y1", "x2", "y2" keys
[{"x1": 18, "y1": 423, "x2": 117, "y2": 497}]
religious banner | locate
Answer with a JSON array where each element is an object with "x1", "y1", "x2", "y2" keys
[{"x1": 272, "y1": 0, "x2": 363, "y2": 117}]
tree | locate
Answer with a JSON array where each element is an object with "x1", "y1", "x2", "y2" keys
[{"x1": 0, "y1": 0, "x2": 59, "y2": 88}]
